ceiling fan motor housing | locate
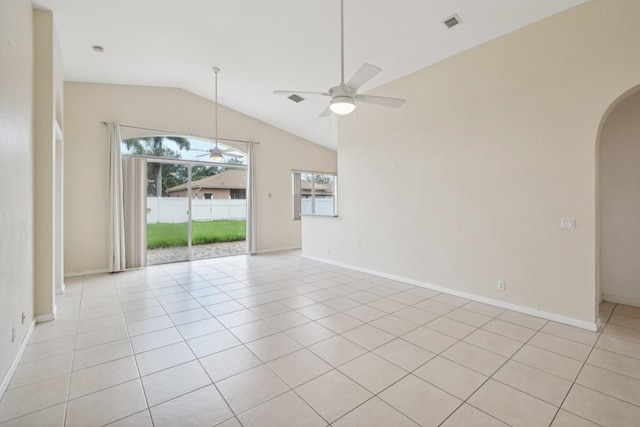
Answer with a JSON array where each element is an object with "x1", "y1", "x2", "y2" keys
[{"x1": 329, "y1": 85, "x2": 355, "y2": 99}]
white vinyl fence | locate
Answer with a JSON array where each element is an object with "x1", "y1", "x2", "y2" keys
[
  {"x1": 301, "y1": 198, "x2": 335, "y2": 216},
  {"x1": 147, "y1": 197, "x2": 334, "y2": 224},
  {"x1": 147, "y1": 197, "x2": 247, "y2": 224}
]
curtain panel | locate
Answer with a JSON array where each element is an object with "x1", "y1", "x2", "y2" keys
[
  {"x1": 122, "y1": 156, "x2": 147, "y2": 269},
  {"x1": 107, "y1": 123, "x2": 126, "y2": 272}
]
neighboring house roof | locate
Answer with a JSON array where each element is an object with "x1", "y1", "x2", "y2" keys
[
  {"x1": 301, "y1": 181, "x2": 333, "y2": 195},
  {"x1": 166, "y1": 169, "x2": 246, "y2": 193}
]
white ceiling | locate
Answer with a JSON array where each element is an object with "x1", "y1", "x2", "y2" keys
[{"x1": 33, "y1": 0, "x2": 587, "y2": 150}]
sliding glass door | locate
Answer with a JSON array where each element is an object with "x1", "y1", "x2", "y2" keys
[
  {"x1": 122, "y1": 136, "x2": 249, "y2": 265},
  {"x1": 190, "y1": 165, "x2": 247, "y2": 261},
  {"x1": 146, "y1": 160, "x2": 191, "y2": 264}
]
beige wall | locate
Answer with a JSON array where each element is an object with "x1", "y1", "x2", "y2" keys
[
  {"x1": 303, "y1": 0, "x2": 640, "y2": 328},
  {"x1": 599, "y1": 88, "x2": 640, "y2": 306},
  {"x1": 33, "y1": 8, "x2": 65, "y2": 320},
  {"x1": 0, "y1": 0, "x2": 35, "y2": 390},
  {"x1": 64, "y1": 83, "x2": 336, "y2": 274}
]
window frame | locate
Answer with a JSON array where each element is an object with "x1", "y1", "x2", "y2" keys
[{"x1": 292, "y1": 171, "x2": 337, "y2": 220}]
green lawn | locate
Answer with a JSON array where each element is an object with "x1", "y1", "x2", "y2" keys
[{"x1": 147, "y1": 220, "x2": 246, "y2": 249}]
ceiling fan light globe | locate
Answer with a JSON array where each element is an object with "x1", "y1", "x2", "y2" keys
[
  {"x1": 209, "y1": 148, "x2": 224, "y2": 162},
  {"x1": 330, "y1": 97, "x2": 356, "y2": 115}
]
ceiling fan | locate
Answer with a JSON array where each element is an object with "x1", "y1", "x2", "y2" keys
[
  {"x1": 193, "y1": 67, "x2": 243, "y2": 161},
  {"x1": 274, "y1": 0, "x2": 406, "y2": 117}
]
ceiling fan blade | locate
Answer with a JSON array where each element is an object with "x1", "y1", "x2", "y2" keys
[
  {"x1": 318, "y1": 106, "x2": 332, "y2": 118},
  {"x1": 355, "y1": 94, "x2": 406, "y2": 108},
  {"x1": 273, "y1": 90, "x2": 330, "y2": 97},
  {"x1": 222, "y1": 152, "x2": 243, "y2": 158},
  {"x1": 346, "y1": 63, "x2": 382, "y2": 90},
  {"x1": 195, "y1": 153, "x2": 209, "y2": 157}
]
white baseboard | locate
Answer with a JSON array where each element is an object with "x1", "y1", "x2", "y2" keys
[
  {"x1": 55, "y1": 282, "x2": 65, "y2": 295},
  {"x1": 254, "y1": 246, "x2": 301, "y2": 255},
  {"x1": 0, "y1": 319, "x2": 36, "y2": 399},
  {"x1": 64, "y1": 269, "x2": 109, "y2": 278},
  {"x1": 35, "y1": 304, "x2": 57, "y2": 323},
  {"x1": 601, "y1": 293, "x2": 640, "y2": 308},
  {"x1": 303, "y1": 254, "x2": 598, "y2": 332}
]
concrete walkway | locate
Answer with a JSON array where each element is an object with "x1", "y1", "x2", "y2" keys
[{"x1": 147, "y1": 241, "x2": 246, "y2": 265}]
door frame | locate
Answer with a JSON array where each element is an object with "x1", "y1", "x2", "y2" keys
[{"x1": 139, "y1": 156, "x2": 249, "y2": 262}]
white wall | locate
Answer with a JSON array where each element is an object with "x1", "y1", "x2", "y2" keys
[
  {"x1": 0, "y1": 0, "x2": 35, "y2": 391},
  {"x1": 303, "y1": 0, "x2": 640, "y2": 328},
  {"x1": 599, "y1": 89, "x2": 640, "y2": 306},
  {"x1": 64, "y1": 83, "x2": 336, "y2": 274}
]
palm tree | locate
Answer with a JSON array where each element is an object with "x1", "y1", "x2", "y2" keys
[
  {"x1": 123, "y1": 136, "x2": 190, "y2": 156},
  {"x1": 123, "y1": 136, "x2": 191, "y2": 197}
]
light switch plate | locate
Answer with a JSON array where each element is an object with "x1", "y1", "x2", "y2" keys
[{"x1": 561, "y1": 218, "x2": 576, "y2": 229}]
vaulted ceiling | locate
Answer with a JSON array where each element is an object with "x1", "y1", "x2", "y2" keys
[{"x1": 33, "y1": 0, "x2": 587, "y2": 150}]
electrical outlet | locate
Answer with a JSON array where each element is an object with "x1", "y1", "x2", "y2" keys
[{"x1": 498, "y1": 280, "x2": 506, "y2": 291}]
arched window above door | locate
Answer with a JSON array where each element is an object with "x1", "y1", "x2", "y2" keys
[{"x1": 121, "y1": 136, "x2": 246, "y2": 164}]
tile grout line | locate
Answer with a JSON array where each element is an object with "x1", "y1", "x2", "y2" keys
[
  {"x1": 438, "y1": 313, "x2": 550, "y2": 426},
  {"x1": 60, "y1": 274, "x2": 85, "y2": 427},
  {"x1": 547, "y1": 319, "x2": 606, "y2": 426}
]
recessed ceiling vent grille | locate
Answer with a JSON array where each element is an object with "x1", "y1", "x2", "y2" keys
[
  {"x1": 443, "y1": 14, "x2": 462, "y2": 29},
  {"x1": 288, "y1": 94, "x2": 305, "y2": 103}
]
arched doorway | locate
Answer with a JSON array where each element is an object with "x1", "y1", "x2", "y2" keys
[{"x1": 598, "y1": 86, "x2": 640, "y2": 307}]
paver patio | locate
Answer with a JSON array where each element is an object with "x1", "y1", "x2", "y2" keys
[{"x1": 147, "y1": 241, "x2": 246, "y2": 265}]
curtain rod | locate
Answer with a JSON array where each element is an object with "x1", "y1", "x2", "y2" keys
[{"x1": 101, "y1": 121, "x2": 257, "y2": 145}]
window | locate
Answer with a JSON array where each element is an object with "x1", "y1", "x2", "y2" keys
[
  {"x1": 230, "y1": 189, "x2": 246, "y2": 199},
  {"x1": 121, "y1": 136, "x2": 247, "y2": 165},
  {"x1": 293, "y1": 172, "x2": 337, "y2": 219},
  {"x1": 204, "y1": 193, "x2": 212, "y2": 200}
]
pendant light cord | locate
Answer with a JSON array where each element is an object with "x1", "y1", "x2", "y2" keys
[
  {"x1": 340, "y1": 0, "x2": 345, "y2": 85},
  {"x1": 213, "y1": 67, "x2": 220, "y2": 149}
]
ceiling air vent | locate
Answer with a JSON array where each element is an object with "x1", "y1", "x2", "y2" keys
[
  {"x1": 443, "y1": 14, "x2": 462, "y2": 29},
  {"x1": 288, "y1": 94, "x2": 305, "y2": 103}
]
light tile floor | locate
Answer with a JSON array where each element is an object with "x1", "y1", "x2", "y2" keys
[{"x1": 1, "y1": 251, "x2": 639, "y2": 426}]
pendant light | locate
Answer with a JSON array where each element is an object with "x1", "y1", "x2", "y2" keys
[{"x1": 210, "y1": 67, "x2": 224, "y2": 162}]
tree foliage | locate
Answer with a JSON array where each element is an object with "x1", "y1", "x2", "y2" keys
[
  {"x1": 123, "y1": 136, "x2": 190, "y2": 157},
  {"x1": 302, "y1": 173, "x2": 334, "y2": 185},
  {"x1": 123, "y1": 136, "x2": 191, "y2": 197},
  {"x1": 122, "y1": 136, "x2": 244, "y2": 197}
]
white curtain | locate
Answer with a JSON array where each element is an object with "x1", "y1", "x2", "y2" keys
[
  {"x1": 107, "y1": 123, "x2": 126, "y2": 272},
  {"x1": 122, "y1": 156, "x2": 147, "y2": 269},
  {"x1": 247, "y1": 140, "x2": 258, "y2": 254}
]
